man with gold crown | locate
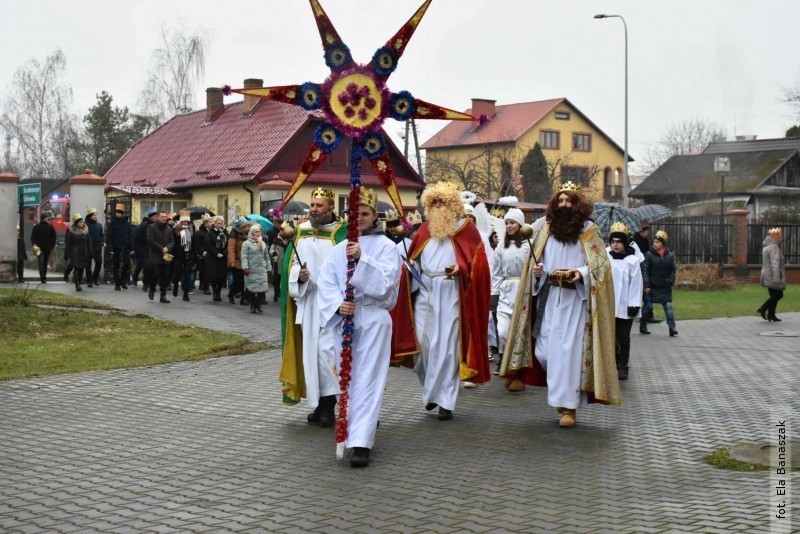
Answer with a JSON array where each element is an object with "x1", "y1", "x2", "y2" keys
[
  {"x1": 279, "y1": 187, "x2": 347, "y2": 426},
  {"x1": 316, "y1": 188, "x2": 401, "y2": 467},
  {"x1": 499, "y1": 181, "x2": 619, "y2": 427},
  {"x1": 391, "y1": 181, "x2": 491, "y2": 421}
]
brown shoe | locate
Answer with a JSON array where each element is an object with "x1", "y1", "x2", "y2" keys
[
  {"x1": 507, "y1": 379, "x2": 525, "y2": 392},
  {"x1": 559, "y1": 409, "x2": 576, "y2": 427}
]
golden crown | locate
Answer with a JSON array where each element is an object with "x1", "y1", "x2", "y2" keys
[
  {"x1": 768, "y1": 227, "x2": 782, "y2": 238},
  {"x1": 610, "y1": 221, "x2": 629, "y2": 235},
  {"x1": 490, "y1": 207, "x2": 507, "y2": 218},
  {"x1": 407, "y1": 210, "x2": 423, "y2": 225},
  {"x1": 655, "y1": 230, "x2": 669, "y2": 242},
  {"x1": 360, "y1": 187, "x2": 378, "y2": 211},
  {"x1": 555, "y1": 180, "x2": 582, "y2": 194},
  {"x1": 385, "y1": 208, "x2": 399, "y2": 222},
  {"x1": 310, "y1": 187, "x2": 335, "y2": 201}
]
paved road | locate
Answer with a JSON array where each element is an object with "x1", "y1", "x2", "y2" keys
[{"x1": 1, "y1": 281, "x2": 798, "y2": 532}]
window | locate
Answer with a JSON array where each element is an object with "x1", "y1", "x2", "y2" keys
[
  {"x1": 572, "y1": 133, "x2": 591, "y2": 152},
  {"x1": 338, "y1": 195, "x2": 348, "y2": 218},
  {"x1": 540, "y1": 130, "x2": 560, "y2": 150},
  {"x1": 561, "y1": 166, "x2": 590, "y2": 187},
  {"x1": 555, "y1": 111, "x2": 570, "y2": 121},
  {"x1": 141, "y1": 200, "x2": 188, "y2": 216}
]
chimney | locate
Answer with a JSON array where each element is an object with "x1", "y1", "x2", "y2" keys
[
  {"x1": 243, "y1": 78, "x2": 264, "y2": 115},
  {"x1": 471, "y1": 98, "x2": 496, "y2": 119},
  {"x1": 206, "y1": 87, "x2": 223, "y2": 122}
]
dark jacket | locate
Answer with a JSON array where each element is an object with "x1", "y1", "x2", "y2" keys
[
  {"x1": 194, "y1": 224, "x2": 211, "y2": 258},
  {"x1": 86, "y1": 218, "x2": 104, "y2": 251},
  {"x1": 107, "y1": 216, "x2": 132, "y2": 251},
  {"x1": 31, "y1": 221, "x2": 57, "y2": 251},
  {"x1": 146, "y1": 222, "x2": 175, "y2": 266},
  {"x1": 631, "y1": 232, "x2": 650, "y2": 256},
  {"x1": 133, "y1": 219, "x2": 152, "y2": 258},
  {"x1": 172, "y1": 225, "x2": 196, "y2": 264},
  {"x1": 65, "y1": 225, "x2": 94, "y2": 269},
  {"x1": 203, "y1": 227, "x2": 228, "y2": 283},
  {"x1": 643, "y1": 247, "x2": 676, "y2": 303}
]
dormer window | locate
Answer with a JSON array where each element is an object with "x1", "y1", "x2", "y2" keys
[{"x1": 555, "y1": 111, "x2": 570, "y2": 121}]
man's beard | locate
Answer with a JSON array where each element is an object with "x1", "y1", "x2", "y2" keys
[
  {"x1": 549, "y1": 206, "x2": 585, "y2": 244},
  {"x1": 309, "y1": 210, "x2": 334, "y2": 229},
  {"x1": 427, "y1": 205, "x2": 459, "y2": 240}
]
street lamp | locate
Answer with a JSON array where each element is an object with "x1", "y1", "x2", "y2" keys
[
  {"x1": 594, "y1": 13, "x2": 630, "y2": 207},
  {"x1": 714, "y1": 156, "x2": 731, "y2": 278}
]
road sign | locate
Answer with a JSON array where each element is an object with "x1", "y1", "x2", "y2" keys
[{"x1": 18, "y1": 183, "x2": 41, "y2": 207}]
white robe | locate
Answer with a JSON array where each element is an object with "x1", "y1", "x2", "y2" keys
[
  {"x1": 317, "y1": 234, "x2": 400, "y2": 449},
  {"x1": 412, "y1": 220, "x2": 465, "y2": 411},
  {"x1": 607, "y1": 248, "x2": 644, "y2": 319},
  {"x1": 289, "y1": 219, "x2": 343, "y2": 409},
  {"x1": 532, "y1": 221, "x2": 592, "y2": 410},
  {"x1": 491, "y1": 240, "x2": 531, "y2": 353}
]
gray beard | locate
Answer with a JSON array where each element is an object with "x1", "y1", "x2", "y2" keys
[{"x1": 309, "y1": 210, "x2": 335, "y2": 229}]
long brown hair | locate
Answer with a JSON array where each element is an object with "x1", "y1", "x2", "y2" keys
[
  {"x1": 545, "y1": 191, "x2": 594, "y2": 244},
  {"x1": 504, "y1": 231, "x2": 522, "y2": 248}
]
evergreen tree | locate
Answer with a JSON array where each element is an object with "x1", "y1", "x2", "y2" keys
[
  {"x1": 80, "y1": 91, "x2": 149, "y2": 175},
  {"x1": 519, "y1": 143, "x2": 550, "y2": 203},
  {"x1": 786, "y1": 125, "x2": 800, "y2": 138}
]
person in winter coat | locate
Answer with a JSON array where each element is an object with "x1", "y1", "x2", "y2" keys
[
  {"x1": 84, "y1": 208, "x2": 105, "y2": 286},
  {"x1": 146, "y1": 212, "x2": 175, "y2": 303},
  {"x1": 606, "y1": 222, "x2": 643, "y2": 380},
  {"x1": 194, "y1": 214, "x2": 213, "y2": 294},
  {"x1": 172, "y1": 214, "x2": 196, "y2": 302},
  {"x1": 107, "y1": 204, "x2": 133, "y2": 290},
  {"x1": 204, "y1": 216, "x2": 228, "y2": 301},
  {"x1": 241, "y1": 224, "x2": 271, "y2": 313},
  {"x1": 642, "y1": 230, "x2": 677, "y2": 337},
  {"x1": 132, "y1": 210, "x2": 158, "y2": 289},
  {"x1": 64, "y1": 214, "x2": 94, "y2": 291},
  {"x1": 31, "y1": 213, "x2": 57, "y2": 283},
  {"x1": 269, "y1": 226, "x2": 288, "y2": 303},
  {"x1": 227, "y1": 217, "x2": 251, "y2": 305},
  {"x1": 758, "y1": 227, "x2": 786, "y2": 322}
]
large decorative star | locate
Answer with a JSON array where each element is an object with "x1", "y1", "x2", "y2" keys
[{"x1": 229, "y1": 0, "x2": 480, "y2": 214}]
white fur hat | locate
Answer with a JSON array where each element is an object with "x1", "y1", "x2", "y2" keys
[{"x1": 504, "y1": 208, "x2": 525, "y2": 227}]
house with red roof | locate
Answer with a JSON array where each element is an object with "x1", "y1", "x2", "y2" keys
[
  {"x1": 421, "y1": 98, "x2": 631, "y2": 203},
  {"x1": 104, "y1": 79, "x2": 424, "y2": 223}
]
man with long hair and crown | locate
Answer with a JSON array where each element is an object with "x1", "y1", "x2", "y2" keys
[
  {"x1": 499, "y1": 181, "x2": 620, "y2": 427},
  {"x1": 391, "y1": 181, "x2": 491, "y2": 421},
  {"x1": 279, "y1": 187, "x2": 347, "y2": 427}
]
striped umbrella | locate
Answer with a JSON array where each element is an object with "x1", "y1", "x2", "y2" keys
[
  {"x1": 591, "y1": 202, "x2": 642, "y2": 238},
  {"x1": 633, "y1": 204, "x2": 673, "y2": 223}
]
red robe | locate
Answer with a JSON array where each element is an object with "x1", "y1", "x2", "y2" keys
[{"x1": 390, "y1": 220, "x2": 492, "y2": 384}]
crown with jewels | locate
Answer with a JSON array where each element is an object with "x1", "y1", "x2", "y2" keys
[
  {"x1": 609, "y1": 221, "x2": 629, "y2": 235},
  {"x1": 310, "y1": 187, "x2": 335, "y2": 201},
  {"x1": 360, "y1": 187, "x2": 378, "y2": 211},
  {"x1": 407, "y1": 210, "x2": 423, "y2": 225},
  {"x1": 555, "y1": 180, "x2": 582, "y2": 194},
  {"x1": 768, "y1": 227, "x2": 782, "y2": 239},
  {"x1": 490, "y1": 206, "x2": 507, "y2": 218},
  {"x1": 655, "y1": 230, "x2": 669, "y2": 242}
]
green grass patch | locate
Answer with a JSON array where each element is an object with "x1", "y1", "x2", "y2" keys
[
  {"x1": 652, "y1": 283, "x2": 800, "y2": 320},
  {"x1": 0, "y1": 302, "x2": 271, "y2": 380},
  {"x1": 0, "y1": 287, "x2": 113, "y2": 310},
  {"x1": 703, "y1": 448, "x2": 770, "y2": 472}
]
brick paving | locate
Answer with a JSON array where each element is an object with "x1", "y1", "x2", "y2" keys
[{"x1": 1, "y1": 280, "x2": 798, "y2": 532}]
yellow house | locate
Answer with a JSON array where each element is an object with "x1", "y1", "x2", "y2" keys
[
  {"x1": 421, "y1": 98, "x2": 631, "y2": 203},
  {"x1": 104, "y1": 79, "x2": 425, "y2": 224}
]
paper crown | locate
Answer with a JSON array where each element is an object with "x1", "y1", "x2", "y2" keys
[
  {"x1": 490, "y1": 206, "x2": 507, "y2": 218},
  {"x1": 555, "y1": 180, "x2": 583, "y2": 194},
  {"x1": 86, "y1": 207, "x2": 97, "y2": 216},
  {"x1": 768, "y1": 227, "x2": 782, "y2": 239},
  {"x1": 114, "y1": 203, "x2": 125, "y2": 212},
  {"x1": 311, "y1": 187, "x2": 335, "y2": 201},
  {"x1": 610, "y1": 221, "x2": 629, "y2": 235},
  {"x1": 655, "y1": 230, "x2": 669, "y2": 242},
  {"x1": 179, "y1": 209, "x2": 191, "y2": 222},
  {"x1": 385, "y1": 208, "x2": 400, "y2": 227},
  {"x1": 407, "y1": 210, "x2": 423, "y2": 225},
  {"x1": 360, "y1": 187, "x2": 378, "y2": 211},
  {"x1": 72, "y1": 213, "x2": 83, "y2": 223}
]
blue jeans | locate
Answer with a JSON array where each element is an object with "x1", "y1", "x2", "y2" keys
[{"x1": 640, "y1": 300, "x2": 676, "y2": 330}]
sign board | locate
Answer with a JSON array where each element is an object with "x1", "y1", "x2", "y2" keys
[
  {"x1": 714, "y1": 156, "x2": 731, "y2": 174},
  {"x1": 18, "y1": 183, "x2": 41, "y2": 207}
]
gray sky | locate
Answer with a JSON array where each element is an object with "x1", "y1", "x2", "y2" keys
[{"x1": 2, "y1": 0, "x2": 798, "y2": 174}]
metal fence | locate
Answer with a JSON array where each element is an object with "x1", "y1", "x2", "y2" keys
[
  {"x1": 650, "y1": 217, "x2": 731, "y2": 264},
  {"x1": 748, "y1": 221, "x2": 800, "y2": 265}
]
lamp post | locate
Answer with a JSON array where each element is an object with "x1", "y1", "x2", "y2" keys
[
  {"x1": 594, "y1": 14, "x2": 629, "y2": 207},
  {"x1": 714, "y1": 156, "x2": 731, "y2": 278}
]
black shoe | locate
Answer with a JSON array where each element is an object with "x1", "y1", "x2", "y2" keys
[
  {"x1": 40, "y1": 279, "x2": 46, "y2": 284},
  {"x1": 63, "y1": 273, "x2": 69, "y2": 282},
  {"x1": 639, "y1": 326, "x2": 650, "y2": 335},
  {"x1": 617, "y1": 366, "x2": 629, "y2": 380},
  {"x1": 148, "y1": 289, "x2": 155, "y2": 300},
  {"x1": 425, "y1": 403, "x2": 438, "y2": 411},
  {"x1": 669, "y1": 328, "x2": 678, "y2": 337},
  {"x1": 172, "y1": 285, "x2": 179, "y2": 297},
  {"x1": 228, "y1": 293, "x2": 235, "y2": 304},
  {"x1": 203, "y1": 288, "x2": 212, "y2": 295},
  {"x1": 115, "y1": 285, "x2": 121, "y2": 291},
  {"x1": 768, "y1": 316, "x2": 781, "y2": 322},
  {"x1": 250, "y1": 304, "x2": 258, "y2": 314},
  {"x1": 273, "y1": 293, "x2": 279, "y2": 303},
  {"x1": 350, "y1": 447, "x2": 370, "y2": 468},
  {"x1": 75, "y1": 285, "x2": 82, "y2": 292},
  {"x1": 758, "y1": 307, "x2": 767, "y2": 320},
  {"x1": 438, "y1": 408, "x2": 453, "y2": 420},
  {"x1": 142, "y1": 284, "x2": 149, "y2": 292},
  {"x1": 307, "y1": 406, "x2": 321, "y2": 423},
  {"x1": 160, "y1": 296, "x2": 170, "y2": 304},
  {"x1": 121, "y1": 284, "x2": 128, "y2": 290},
  {"x1": 318, "y1": 395, "x2": 337, "y2": 428},
  {"x1": 132, "y1": 280, "x2": 138, "y2": 287},
  {"x1": 182, "y1": 292, "x2": 190, "y2": 302}
]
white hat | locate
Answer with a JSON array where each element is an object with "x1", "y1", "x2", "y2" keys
[
  {"x1": 504, "y1": 208, "x2": 525, "y2": 227},
  {"x1": 464, "y1": 204, "x2": 475, "y2": 216}
]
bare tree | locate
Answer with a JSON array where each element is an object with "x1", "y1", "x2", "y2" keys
[
  {"x1": 0, "y1": 49, "x2": 78, "y2": 179},
  {"x1": 425, "y1": 141, "x2": 524, "y2": 199},
  {"x1": 138, "y1": 23, "x2": 210, "y2": 126},
  {"x1": 637, "y1": 117, "x2": 727, "y2": 175}
]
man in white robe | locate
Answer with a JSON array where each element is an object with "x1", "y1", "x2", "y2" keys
[
  {"x1": 317, "y1": 189, "x2": 400, "y2": 467},
  {"x1": 606, "y1": 222, "x2": 643, "y2": 380}
]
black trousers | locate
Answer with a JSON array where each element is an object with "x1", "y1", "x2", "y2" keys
[
  {"x1": 16, "y1": 258, "x2": 25, "y2": 282},
  {"x1": 615, "y1": 317, "x2": 634, "y2": 369},
  {"x1": 74, "y1": 267, "x2": 84, "y2": 288},
  {"x1": 87, "y1": 249, "x2": 103, "y2": 283},
  {"x1": 152, "y1": 264, "x2": 171, "y2": 295},
  {"x1": 760, "y1": 288, "x2": 784, "y2": 317},
  {"x1": 37, "y1": 248, "x2": 52, "y2": 282},
  {"x1": 229, "y1": 268, "x2": 245, "y2": 299},
  {"x1": 112, "y1": 249, "x2": 131, "y2": 286}
]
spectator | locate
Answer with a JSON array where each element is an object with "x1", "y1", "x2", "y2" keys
[
  {"x1": 64, "y1": 214, "x2": 93, "y2": 291},
  {"x1": 227, "y1": 217, "x2": 251, "y2": 305},
  {"x1": 172, "y1": 212, "x2": 196, "y2": 302},
  {"x1": 269, "y1": 224, "x2": 289, "y2": 303},
  {"x1": 241, "y1": 224, "x2": 270, "y2": 313},
  {"x1": 203, "y1": 216, "x2": 228, "y2": 301},
  {"x1": 31, "y1": 212, "x2": 57, "y2": 284},
  {"x1": 85, "y1": 208, "x2": 104, "y2": 286},
  {"x1": 107, "y1": 203, "x2": 132, "y2": 290},
  {"x1": 132, "y1": 210, "x2": 158, "y2": 289},
  {"x1": 642, "y1": 230, "x2": 678, "y2": 337},
  {"x1": 758, "y1": 227, "x2": 786, "y2": 322},
  {"x1": 146, "y1": 212, "x2": 175, "y2": 303},
  {"x1": 195, "y1": 214, "x2": 213, "y2": 295}
]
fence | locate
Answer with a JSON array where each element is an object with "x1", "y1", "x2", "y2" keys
[
  {"x1": 748, "y1": 221, "x2": 800, "y2": 265},
  {"x1": 650, "y1": 217, "x2": 731, "y2": 264}
]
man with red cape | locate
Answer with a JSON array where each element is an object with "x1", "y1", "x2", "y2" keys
[{"x1": 391, "y1": 182, "x2": 491, "y2": 420}]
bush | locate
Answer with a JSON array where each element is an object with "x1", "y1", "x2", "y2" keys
[{"x1": 676, "y1": 264, "x2": 735, "y2": 291}]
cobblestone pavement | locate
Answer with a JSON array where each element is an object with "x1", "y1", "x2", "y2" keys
[{"x1": 1, "y1": 281, "x2": 798, "y2": 532}]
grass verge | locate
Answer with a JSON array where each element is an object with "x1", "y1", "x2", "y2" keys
[
  {"x1": 0, "y1": 286, "x2": 113, "y2": 310},
  {"x1": 653, "y1": 283, "x2": 800, "y2": 320},
  {"x1": 0, "y1": 301, "x2": 271, "y2": 380}
]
